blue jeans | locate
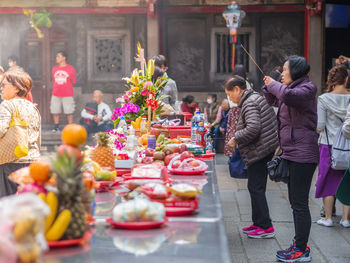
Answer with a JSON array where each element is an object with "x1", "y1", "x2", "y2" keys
[
  {"x1": 212, "y1": 127, "x2": 222, "y2": 150},
  {"x1": 83, "y1": 122, "x2": 113, "y2": 135}
]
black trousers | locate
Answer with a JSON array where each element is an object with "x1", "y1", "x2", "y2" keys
[
  {"x1": 287, "y1": 161, "x2": 316, "y2": 251},
  {"x1": 247, "y1": 153, "x2": 274, "y2": 230}
]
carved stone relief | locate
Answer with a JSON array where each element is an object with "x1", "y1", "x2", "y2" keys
[
  {"x1": 87, "y1": 30, "x2": 131, "y2": 82},
  {"x1": 260, "y1": 15, "x2": 303, "y2": 73},
  {"x1": 167, "y1": 18, "x2": 207, "y2": 90}
]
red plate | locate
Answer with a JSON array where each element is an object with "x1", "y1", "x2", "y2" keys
[
  {"x1": 194, "y1": 152, "x2": 216, "y2": 158},
  {"x1": 122, "y1": 173, "x2": 167, "y2": 180},
  {"x1": 48, "y1": 232, "x2": 91, "y2": 248},
  {"x1": 168, "y1": 169, "x2": 207, "y2": 175},
  {"x1": 106, "y1": 217, "x2": 168, "y2": 230},
  {"x1": 165, "y1": 207, "x2": 197, "y2": 216}
]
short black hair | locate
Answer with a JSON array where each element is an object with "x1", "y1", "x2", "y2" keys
[
  {"x1": 8, "y1": 55, "x2": 18, "y2": 62},
  {"x1": 209, "y1": 94, "x2": 217, "y2": 102},
  {"x1": 287, "y1": 55, "x2": 310, "y2": 81},
  {"x1": 153, "y1": 55, "x2": 168, "y2": 68},
  {"x1": 269, "y1": 70, "x2": 282, "y2": 82},
  {"x1": 57, "y1": 51, "x2": 67, "y2": 60},
  {"x1": 223, "y1": 75, "x2": 247, "y2": 91},
  {"x1": 152, "y1": 66, "x2": 164, "y2": 83},
  {"x1": 182, "y1": 95, "x2": 195, "y2": 104},
  {"x1": 232, "y1": 64, "x2": 247, "y2": 79}
]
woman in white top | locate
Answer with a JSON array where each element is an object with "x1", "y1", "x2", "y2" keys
[{"x1": 316, "y1": 65, "x2": 350, "y2": 227}]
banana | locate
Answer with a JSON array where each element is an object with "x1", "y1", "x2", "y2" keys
[
  {"x1": 45, "y1": 192, "x2": 58, "y2": 233},
  {"x1": 38, "y1": 193, "x2": 46, "y2": 203},
  {"x1": 14, "y1": 220, "x2": 34, "y2": 241},
  {"x1": 46, "y1": 209, "x2": 71, "y2": 241}
]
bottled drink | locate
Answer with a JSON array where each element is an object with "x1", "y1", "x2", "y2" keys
[
  {"x1": 191, "y1": 110, "x2": 201, "y2": 144},
  {"x1": 126, "y1": 126, "x2": 137, "y2": 150},
  {"x1": 140, "y1": 116, "x2": 148, "y2": 135},
  {"x1": 147, "y1": 135, "x2": 157, "y2": 149},
  {"x1": 196, "y1": 122, "x2": 207, "y2": 149},
  {"x1": 118, "y1": 116, "x2": 128, "y2": 136}
]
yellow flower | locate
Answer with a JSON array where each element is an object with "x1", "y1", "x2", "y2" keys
[
  {"x1": 147, "y1": 59, "x2": 155, "y2": 76},
  {"x1": 130, "y1": 86, "x2": 139, "y2": 93},
  {"x1": 130, "y1": 69, "x2": 140, "y2": 86}
]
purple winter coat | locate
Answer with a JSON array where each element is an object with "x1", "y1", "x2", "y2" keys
[{"x1": 262, "y1": 75, "x2": 319, "y2": 164}]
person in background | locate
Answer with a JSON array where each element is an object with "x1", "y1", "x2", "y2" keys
[
  {"x1": 7, "y1": 56, "x2": 33, "y2": 103},
  {"x1": 270, "y1": 66, "x2": 282, "y2": 82},
  {"x1": 81, "y1": 90, "x2": 112, "y2": 135},
  {"x1": 50, "y1": 51, "x2": 76, "y2": 132},
  {"x1": 232, "y1": 64, "x2": 253, "y2": 90},
  {"x1": 0, "y1": 69, "x2": 41, "y2": 197},
  {"x1": 181, "y1": 95, "x2": 197, "y2": 115},
  {"x1": 225, "y1": 75, "x2": 278, "y2": 239},
  {"x1": 204, "y1": 94, "x2": 220, "y2": 129},
  {"x1": 336, "y1": 55, "x2": 350, "y2": 69},
  {"x1": 263, "y1": 55, "x2": 319, "y2": 262},
  {"x1": 316, "y1": 65, "x2": 350, "y2": 228},
  {"x1": 8, "y1": 55, "x2": 23, "y2": 72},
  {"x1": 153, "y1": 55, "x2": 178, "y2": 109},
  {"x1": 212, "y1": 99, "x2": 230, "y2": 151}
]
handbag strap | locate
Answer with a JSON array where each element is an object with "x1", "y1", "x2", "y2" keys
[{"x1": 325, "y1": 126, "x2": 333, "y2": 164}]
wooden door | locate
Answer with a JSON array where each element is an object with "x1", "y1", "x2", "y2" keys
[{"x1": 22, "y1": 27, "x2": 68, "y2": 124}]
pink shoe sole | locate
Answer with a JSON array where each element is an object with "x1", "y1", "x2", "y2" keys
[{"x1": 248, "y1": 232, "x2": 275, "y2": 239}]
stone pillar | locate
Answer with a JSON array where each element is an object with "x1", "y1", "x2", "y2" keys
[
  {"x1": 309, "y1": 15, "x2": 323, "y2": 94},
  {"x1": 147, "y1": 16, "x2": 160, "y2": 58}
]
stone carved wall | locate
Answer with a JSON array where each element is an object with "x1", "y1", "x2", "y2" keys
[
  {"x1": 87, "y1": 30, "x2": 131, "y2": 82},
  {"x1": 260, "y1": 14, "x2": 304, "y2": 73},
  {"x1": 167, "y1": 17, "x2": 208, "y2": 91}
]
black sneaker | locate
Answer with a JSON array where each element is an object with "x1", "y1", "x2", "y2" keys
[{"x1": 51, "y1": 127, "x2": 60, "y2": 132}]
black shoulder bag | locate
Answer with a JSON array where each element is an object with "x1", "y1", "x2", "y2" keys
[{"x1": 266, "y1": 103, "x2": 290, "y2": 184}]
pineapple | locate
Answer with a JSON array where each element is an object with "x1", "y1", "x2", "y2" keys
[
  {"x1": 51, "y1": 152, "x2": 87, "y2": 240},
  {"x1": 91, "y1": 132, "x2": 115, "y2": 170}
]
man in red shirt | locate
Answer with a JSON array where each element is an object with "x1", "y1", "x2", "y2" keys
[{"x1": 50, "y1": 51, "x2": 76, "y2": 132}]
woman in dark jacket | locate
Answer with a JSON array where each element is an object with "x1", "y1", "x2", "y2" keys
[
  {"x1": 263, "y1": 55, "x2": 318, "y2": 263},
  {"x1": 224, "y1": 75, "x2": 279, "y2": 239}
]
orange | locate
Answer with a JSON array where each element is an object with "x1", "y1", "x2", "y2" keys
[
  {"x1": 141, "y1": 134, "x2": 149, "y2": 146},
  {"x1": 61, "y1": 124, "x2": 87, "y2": 147},
  {"x1": 29, "y1": 160, "x2": 51, "y2": 184}
]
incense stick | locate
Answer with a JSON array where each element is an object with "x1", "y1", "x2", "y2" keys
[{"x1": 240, "y1": 44, "x2": 265, "y2": 75}]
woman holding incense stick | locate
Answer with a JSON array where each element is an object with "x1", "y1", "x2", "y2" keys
[{"x1": 262, "y1": 55, "x2": 318, "y2": 263}]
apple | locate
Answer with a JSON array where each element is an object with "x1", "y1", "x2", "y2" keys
[
  {"x1": 164, "y1": 153, "x2": 180, "y2": 166},
  {"x1": 180, "y1": 144, "x2": 188, "y2": 153},
  {"x1": 173, "y1": 146, "x2": 181, "y2": 153},
  {"x1": 145, "y1": 148, "x2": 155, "y2": 157},
  {"x1": 141, "y1": 157, "x2": 154, "y2": 164},
  {"x1": 172, "y1": 160, "x2": 181, "y2": 169},
  {"x1": 189, "y1": 160, "x2": 200, "y2": 167},
  {"x1": 180, "y1": 151, "x2": 192, "y2": 162},
  {"x1": 57, "y1": 144, "x2": 82, "y2": 162}
]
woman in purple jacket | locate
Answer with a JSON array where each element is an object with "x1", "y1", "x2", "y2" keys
[{"x1": 263, "y1": 56, "x2": 319, "y2": 263}]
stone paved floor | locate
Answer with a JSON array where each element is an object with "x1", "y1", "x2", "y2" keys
[{"x1": 215, "y1": 154, "x2": 350, "y2": 263}]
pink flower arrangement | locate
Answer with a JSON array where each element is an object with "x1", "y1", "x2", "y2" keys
[
  {"x1": 141, "y1": 89, "x2": 149, "y2": 96},
  {"x1": 143, "y1": 81, "x2": 153, "y2": 88},
  {"x1": 107, "y1": 130, "x2": 126, "y2": 150},
  {"x1": 111, "y1": 102, "x2": 140, "y2": 120}
]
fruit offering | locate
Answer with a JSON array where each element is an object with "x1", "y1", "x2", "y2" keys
[
  {"x1": 91, "y1": 132, "x2": 115, "y2": 170},
  {"x1": 51, "y1": 137, "x2": 87, "y2": 240},
  {"x1": 61, "y1": 124, "x2": 87, "y2": 148},
  {"x1": 94, "y1": 170, "x2": 116, "y2": 181},
  {"x1": 169, "y1": 184, "x2": 202, "y2": 200},
  {"x1": 112, "y1": 198, "x2": 165, "y2": 222},
  {"x1": 0, "y1": 193, "x2": 49, "y2": 263},
  {"x1": 136, "y1": 183, "x2": 170, "y2": 200},
  {"x1": 131, "y1": 163, "x2": 168, "y2": 179},
  {"x1": 168, "y1": 154, "x2": 208, "y2": 173}
]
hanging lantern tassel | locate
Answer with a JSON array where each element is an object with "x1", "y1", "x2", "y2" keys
[{"x1": 230, "y1": 28, "x2": 237, "y2": 70}]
